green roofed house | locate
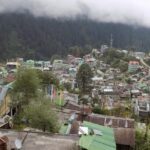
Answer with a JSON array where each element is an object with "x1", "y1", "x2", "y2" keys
[
  {"x1": 25, "y1": 60, "x2": 35, "y2": 68},
  {"x1": 59, "y1": 124, "x2": 69, "y2": 134},
  {"x1": 79, "y1": 121, "x2": 116, "y2": 150}
]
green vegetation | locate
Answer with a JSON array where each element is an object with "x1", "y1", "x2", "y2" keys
[
  {"x1": 68, "y1": 45, "x2": 92, "y2": 57},
  {"x1": 24, "y1": 98, "x2": 59, "y2": 132},
  {"x1": 76, "y1": 63, "x2": 93, "y2": 94},
  {"x1": 59, "y1": 124, "x2": 68, "y2": 134},
  {"x1": 63, "y1": 82, "x2": 72, "y2": 91},
  {"x1": 135, "y1": 130, "x2": 150, "y2": 150},
  {"x1": 11, "y1": 68, "x2": 59, "y2": 132},
  {"x1": 144, "y1": 58, "x2": 150, "y2": 66},
  {"x1": 11, "y1": 68, "x2": 40, "y2": 106},
  {"x1": 0, "y1": 13, "x2": 150, "y2": 60},
  {"x1": 102, "y1": 49, "x2": 137, "y2": 72},
  {"x1": 50, "y1": 54, "x2": 62, "y2": 64},
  {"x1": 55, "y1": 96, "x2": 65, "y2": 107},
  {"x1": 92, "y1": 103, "x2": 133, "y2": 118},
  {"x1": 92, "y1": 107, "x2": 109, "y2": 115},
  {"x1": 36, "y1": 70, "x2": 59, "y2": 88}
]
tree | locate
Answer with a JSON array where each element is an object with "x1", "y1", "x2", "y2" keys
[
  {"x1": 92, "y1": 107, "x2": 109, "y2": 115},
  {"x1": 63, "y1": 82, "x2": 72, "y2": 91},
  {"x1": 24, "y1": 98, "x2": 59, "y2": 132},
  {"x1": 6, "y1": 31, "x2": 24, "y2": 58},
  {"x1": 136, "y1": 130, "x2": 150, "y2": 150},
  {"x1": 76, "y1": 63, "x2": 93, "y2": 94},
  {"x1": 11, "y1": 68, "x2": 59, "y2": 132},
  {"x1": 11, "y1": 68, "x2": 40, "y2": 107},
  {"x1": 1, "y1": 13, "x2": 150, "y2": 60},
  {"x1": 118, "y1": 60, "x2": 128, "y2": 72},
  {"x1": 36, "y1": 70, "x2": 59, "y2": 88}
]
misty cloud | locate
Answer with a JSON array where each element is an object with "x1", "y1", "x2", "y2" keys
[{"x1": 0, "y1": 0, "x2": 150, "y2": 27}]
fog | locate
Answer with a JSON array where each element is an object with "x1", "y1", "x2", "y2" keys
[{"x1": 0, "y1": 0, "x2": 150, "y2": 27}]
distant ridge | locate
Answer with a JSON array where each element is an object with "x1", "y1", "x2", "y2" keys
[{"x1": 0, "y1": 13, "x2": 150, "y2": 60}]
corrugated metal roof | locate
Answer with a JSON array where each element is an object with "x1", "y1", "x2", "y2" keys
[
  {"x1": 0, "y1": 87, "x2": 8, "y2": 102},
  {"x1": 0, "y1": 82, "x2": 13, "y2": 102},
  {"x1": 59, "y1": 124, "x2": 68, "y2": 134},
  {"x1": 79, "y1": 121, "x2": 116, "y2": 150}
]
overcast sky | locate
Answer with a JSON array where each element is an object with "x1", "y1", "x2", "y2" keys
[{"x1": 0, "y1": 0, "x2": 150, "y2": 27}]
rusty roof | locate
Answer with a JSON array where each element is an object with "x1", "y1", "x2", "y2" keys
[
  {"x1": 114, "y1": 128, "x2": 135, "y2": 147},
  {"x1": 85, "y1": 114, "x2": 134, "y2": 128}
]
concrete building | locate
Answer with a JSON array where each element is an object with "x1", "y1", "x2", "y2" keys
[
  {"x1": 6, "y1": 62, "x2": 20, "y2": 72},
  {"x1": 128, "y1": 61, "x2": 140, "y2": 73},
  {"x1": 134, "y1": 96, "x2": 150, "y2": 117},
  {"x1": 0, "y1": 131, "x2": 78, "y2": 150},
  {"x1": 101, "y1": 45, "x2": 109, "y2": 53},
  {"x1": 134, "y1": 52, "x2": 145, "y2": 59}
]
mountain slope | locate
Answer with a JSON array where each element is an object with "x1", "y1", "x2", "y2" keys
[{"x1": 0, "y1": 13, "x2": 150, "y2": 60}]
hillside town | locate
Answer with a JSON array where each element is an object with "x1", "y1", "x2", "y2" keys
[{"x1": 0, "y1": 47, "x2": 150, "y2": 150}]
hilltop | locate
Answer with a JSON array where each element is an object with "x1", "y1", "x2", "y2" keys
[{"x1": 0, "y1": 13, "x2": 150, "y2": 60}]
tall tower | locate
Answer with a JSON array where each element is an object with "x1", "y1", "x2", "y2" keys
[{"x1": 110, "y1": 34, "x2": 113, "y2": 49}]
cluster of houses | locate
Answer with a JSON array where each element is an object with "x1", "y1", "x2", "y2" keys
[{"x1": 0, "y1": 47, "x2": 149, "y2": 149}]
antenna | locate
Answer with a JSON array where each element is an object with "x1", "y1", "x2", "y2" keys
[
  {"x1": 110, "y1": 34, "x2": 113, "y2": 49},
  {"x1": 15, "y1": 138, "x2": 22, "y2": 150}
]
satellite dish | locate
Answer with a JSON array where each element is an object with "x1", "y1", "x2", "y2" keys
[{"x1": 15, "y1": 138, "x2": 22, "y2": 149}]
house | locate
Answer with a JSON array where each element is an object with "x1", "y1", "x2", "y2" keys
[
  {"x1": 86, "y1": 58, "x2": 96, "y2": 67},
  {"x1": 67, "y1": 55, "x2": 75, "y2": 64},
  {"x1": 0, "y1": 136, "x2": 8, "y2": 150},
  {"x1": 34, "y1": 61, "x2": 44, "y2": 71},
  {"x1": 128, "y1": 61, "x2": 140, "y2": 73},
  {"x1": 64, "y1": 93, "x2": 79, "y2": 104},
  {"x1": 52, "y1": 59, "x2": 64, "y2": 70},
  {"x1": 114, "y1": 128, "x2": 135, "y2": 150},
  {"x1": 74, "y1": 58, "x2": 84, "y2": 66},
  {"x1": 0, "y1": 83, "x2": 13, "y2": 117},
  {"x1": 69, "y1": 67, "x2": 77, "y2": 77},
  {"x1": 100, "y1": 45, "x2": 109, "y2": 53},
  {"x1": 92, "y1": 76, "x2": 103, "y2": 86},
  {"x1": 92, "y1": 49, "x2": 100, "y2": 58},
  {"x1": 84, "y1": 114, "x2": 135, "y2": 150},
  {"x1": 131, "y1": 89, "x2": 141, "y2": 97},
  {"x1": 65, "y1": 101, "x2": 91, "y2": 115},
  {"x1": 43, "y1": 61, "x2": 51, "y2": 71},
  {"x1": 0, "y1": 67, "x2": 8, "y2": 79},
  {"x1": 25, "y1": 60, "x2": 35, "y2": 68},
  {"x1": 100, "y1": 86, "x2": 117, "y2": 95},
  {"x1": 134, "y1": 52, "x2": 145, "y2": 59},
  {"x1": 0, "y1": 130, "x2": 78, "y2": 150},
  {"x1": 64, "y1": 119, "x2": 116, "y2": 150},
  {"x1": 134, "y1": 96, "x2": 150, "y2": 117},
  {"x1": 84, "y1": 114, "x2": 134, "y2": 128},
  {"x1": 79, "y1": 121, "x2": 116, "y2": 150},
  {"x1": 121, "y1": 50, "x2": 128, "y2": 54},
  {"x1": 6, "y1": 62, "x2": 20, "y2": 72}
]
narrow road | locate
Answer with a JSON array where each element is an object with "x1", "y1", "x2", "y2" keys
[
  {"x1": 139, "y1": 59, "x2": 150, "y2": 82},
  {"x1": 140, "y1": 59, "x2": 150, "y2": 69}
]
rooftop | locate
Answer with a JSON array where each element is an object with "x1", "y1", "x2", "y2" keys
[
  {"x1": 0, "y1": 130, "x2": 78, "y2": 150},
  {"x1": 79, "y1": 121, "x2": 116, "y2": 150},
  {"x1": 85, "y1": 113, "x2": 134, "y2": 128}
]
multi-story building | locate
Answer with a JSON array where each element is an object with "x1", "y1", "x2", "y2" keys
[{"x1": 128, "y1": 61, "x2": 139, "y2": 73}]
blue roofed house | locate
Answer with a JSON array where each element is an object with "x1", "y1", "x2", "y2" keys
[{"x1": 0, "y1": 83, "x2": 13, "y2": 117}]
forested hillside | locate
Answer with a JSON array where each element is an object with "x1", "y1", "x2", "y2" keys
[{"x1": 0, "y1": 13, "x2": 150, "y2": 60}]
